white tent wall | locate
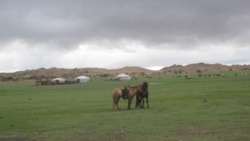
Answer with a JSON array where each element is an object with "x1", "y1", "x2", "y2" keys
[
  {"x1": 115, "y1": 73, "x2": 131, "y2": 80},
  {"x1": 75, "y1": 76, "x2": 90, "y2": 83},
  {"x1": 52, "y1": 77, "x2": 66, "y2": 84}
]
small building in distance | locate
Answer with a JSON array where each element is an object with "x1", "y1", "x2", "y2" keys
[
  {"x1": 75, "y1": 75, "x2": 90, "y2": 83},
  {"x1": 52, "y1": 77, "x2": 66, "y2": 84},
  {"x1": 115, "y1": 73, "x2": 131, "y2": 80}
]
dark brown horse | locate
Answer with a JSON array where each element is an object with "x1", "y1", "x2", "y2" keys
[
  {"x1": 135, "y1": 82, "x2": 149, "y2": 108},
  {"x1": 112, "y1": 82, "x2": 149, "y2": 110}
]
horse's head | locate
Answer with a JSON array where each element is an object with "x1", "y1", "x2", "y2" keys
[
  {"x1": 142, "y1": 82, "x2": 148, "y2": 88},
  {"x1": 141, "y1": 82, "x2": 148, "y2": 93}
]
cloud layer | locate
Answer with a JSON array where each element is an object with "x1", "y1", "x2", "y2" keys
[{"x1": 0, "y1": 0, "x2": 250, "y2": 72}]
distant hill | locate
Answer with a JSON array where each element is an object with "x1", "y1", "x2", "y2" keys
[
  {"x1": 0, "y1": 66, "x2": 153, "y2": 81},
  {"x1": 160, "y1": 63, "x2": 250, "y2": 74},
  {"x1": 0, "y1": 63, "x2": 250, "y2": 81}
]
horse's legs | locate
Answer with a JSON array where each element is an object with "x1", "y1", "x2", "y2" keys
[
  {"x1": 141, "y1": 98, "x2": 144, "y2": 108},
  {"x1": 137, "y1": 96, "x2": 144, "y2": 108},
  {"x1": 113, "y1": 96, "x2": 117, "y2": 109},
  {"x1": 113, "y1": 95, "x2": 121, "y2": 110},
  {"x1": 128, "y1": 97, "x2": 133, "y2": 110},
  {"x1": 135, "y1": 95, "x2": 139, "y2": 108},
  {"x1": 116, "y1": 96, "x2": 121, "y2": 110},
  {"x1": 135, "y1": 94, "x2": 140, "y2": 108}
]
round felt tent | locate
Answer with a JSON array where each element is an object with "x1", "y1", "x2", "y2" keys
[
  {"x1": 52, "y1": 77, "x2": 66, "y2": 84},
  {"x1": 115, "y1": 73, "x2": 131, "y2": 80},
  {"x1": 75, "y1": 75, "x2": 90, "y2": 83}
]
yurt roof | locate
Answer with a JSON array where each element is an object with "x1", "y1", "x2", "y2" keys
[
  {"x1": 52, "y1": 77, "x2": 65, "y2": 81},
  {"x1": 75, "y1": 75, "x2": 90, "y2": 79},
  {"x1": 116, "y1": 73, "x2": 130, "y2": 77}
]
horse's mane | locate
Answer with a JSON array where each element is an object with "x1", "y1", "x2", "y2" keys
[{"x1": 128, "y1": 82, "x2": 148, "y2": 90}]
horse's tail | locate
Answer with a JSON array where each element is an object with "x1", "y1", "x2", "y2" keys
[
  {"x1": 112, "y1": 89, "x2": 117, "y2": 109},
  {"x1": 112, "y1": 88, "x2": 122, "y2": 110}
]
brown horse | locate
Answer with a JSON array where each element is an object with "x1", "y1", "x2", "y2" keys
[
  {"x1": 135, "y1": 85, "x2": 149, "y2": 108},
  {"x1": 112, "y1": 82, "x2": 148, "y2": 110}
]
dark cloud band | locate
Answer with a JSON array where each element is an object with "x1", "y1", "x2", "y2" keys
[{"x1": 0, "y1": 0, "x2": 250, "y2": 49}]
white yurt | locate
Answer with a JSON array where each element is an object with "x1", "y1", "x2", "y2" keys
[
  {"x1": 52, "y1": 77, "x2": 66, "y2": 84},
  {"x1": 115, "y1": 73, "x2": 131, "y2": 80},
  {"x1": 75, "y1": 75, "x2": 90, "y2": 83}
]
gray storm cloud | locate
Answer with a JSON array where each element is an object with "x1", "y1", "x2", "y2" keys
[
  {"x1": 1, "y1": 0, "x2": 250, "y2": 72},
  {"x1": 1, "y1": 0, "x2": 250, "y2": 49}
]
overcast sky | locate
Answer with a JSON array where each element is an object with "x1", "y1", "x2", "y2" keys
[{"x1": 0, "y1": 0, "x2": 250, "y2": 72}]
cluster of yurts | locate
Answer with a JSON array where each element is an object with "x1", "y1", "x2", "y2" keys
[{"x1": 35, "y1": 73, "x2": 131, "y2": 86}]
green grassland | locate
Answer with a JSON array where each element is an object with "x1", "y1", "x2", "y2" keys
[{"x1": 0, "y1": 71, "x2": 250, "y2": 141}]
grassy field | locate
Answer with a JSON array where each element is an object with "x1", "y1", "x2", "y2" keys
[{"x1": 0, "y1": 71, "x2": 250, "y2": 141}]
